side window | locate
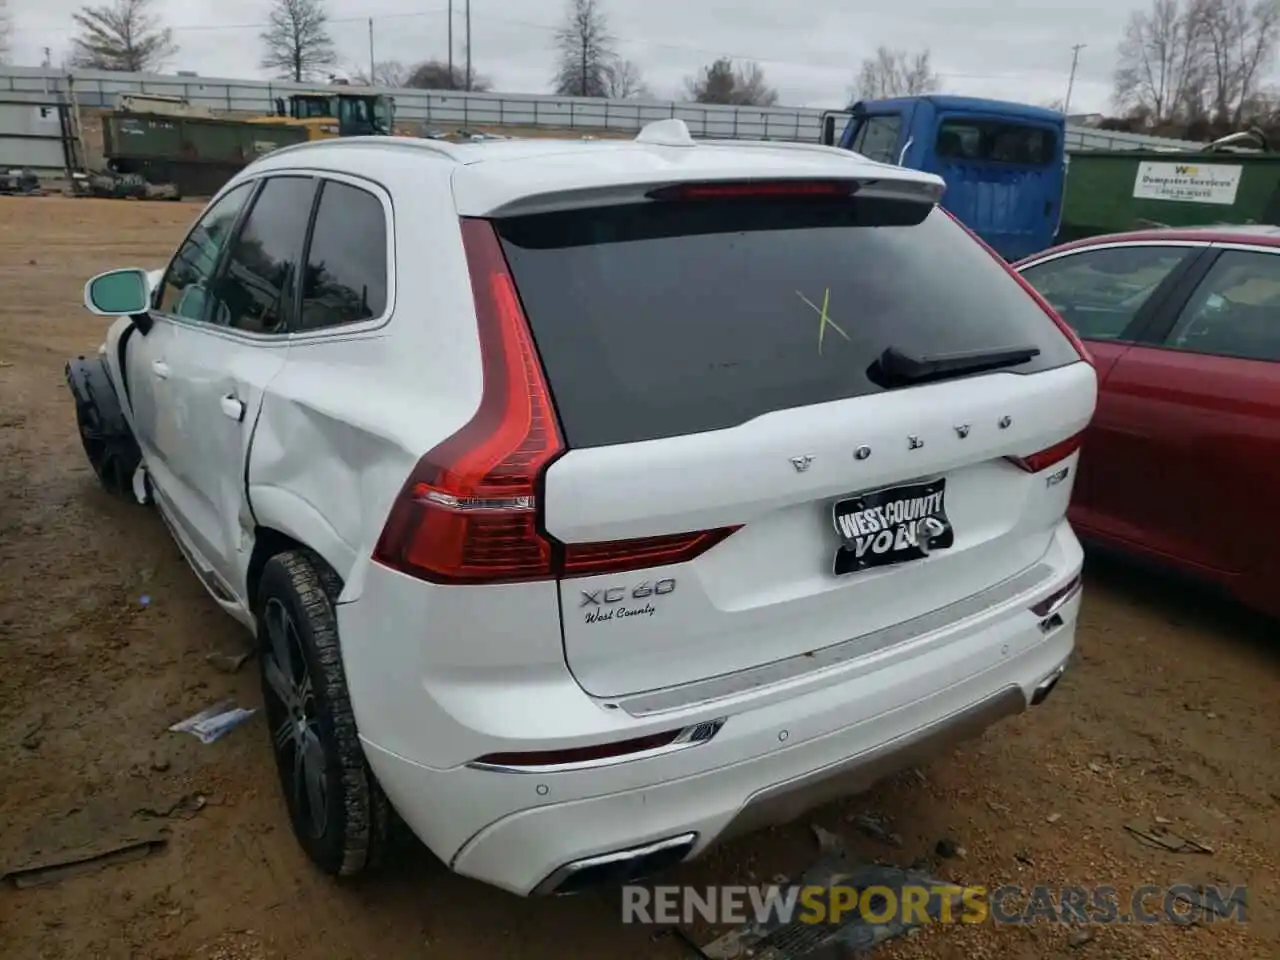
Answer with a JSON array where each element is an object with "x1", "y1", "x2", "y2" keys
[
  {"x1": 1163, "y1": 250, "x2": 1280, "y2": 361},
  {"x1": 1019, "y1": 246, "x2": 1189, "y2": 341},
  {"x1": 206, "y1": 176, "x2": 317, "y2": 335},
  {"x1": 157, "y1": 183, "x2": 254, "y2": 320},
  {"x1": 297, "y1": 180, "x2": 389, "y2": 331},
  {"x1": 852, "y1": 115, "x2": 901, "y2": 164}
]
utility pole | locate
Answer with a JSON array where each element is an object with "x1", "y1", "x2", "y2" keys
[
  {"x1": 1064, "y1": 43, "x2": 1086, "y2": 117},
  {"x1": 465, "y1": 0, "x2": 472, "y2": 92},
  {"x1": 448, "y1": 0, "x2": 454, "y2": 89},
  {"x1": 367, "y1": 19, "x2": 375, "y2": 85}
]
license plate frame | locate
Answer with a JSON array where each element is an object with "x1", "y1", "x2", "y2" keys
[{"x1": 831, "y1": 477, "x2": 954, "y2": 575}]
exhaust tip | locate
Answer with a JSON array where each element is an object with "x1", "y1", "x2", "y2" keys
[
  {"x1": 534, "y1": 832, "x2": 698, "y2": 896},
  {"x1": 1030, "y1": 663, "x2": 1067, "y2": 706}
]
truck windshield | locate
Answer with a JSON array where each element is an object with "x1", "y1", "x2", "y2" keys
[{"x1": 936, "y1": 119, "x2": 1056, "y2": 166}]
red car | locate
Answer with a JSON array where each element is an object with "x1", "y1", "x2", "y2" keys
[{"x1": 1015, "y1": 226, "x2": 1280, "y2": 618}]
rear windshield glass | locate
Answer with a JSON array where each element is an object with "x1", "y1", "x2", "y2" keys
[
  {"x1": 497, "y1": 198, "x2": 1078, "y2": 449},
  {"x1": 935, "y1": 119, "x2": 1057, "y2": 166}
]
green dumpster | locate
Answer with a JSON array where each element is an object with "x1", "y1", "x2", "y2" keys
[
  {"x1": 1058, "y1": 149, "x2": 1280, "y2": 243},
  {"x1": 102, "y1": 112, "x2": 309, "y2": 197}
]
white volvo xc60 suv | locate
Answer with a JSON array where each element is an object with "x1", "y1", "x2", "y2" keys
[{"x1": 67, "y1": 119, "x2": 1094, "y2": 897}]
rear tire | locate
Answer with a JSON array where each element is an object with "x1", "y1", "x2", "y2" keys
[{"x1": 256, "y1": 549, "x2": 389, "y2": 877}]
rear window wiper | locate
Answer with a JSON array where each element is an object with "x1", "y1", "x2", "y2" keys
[{"x1": 870, "y1": 344, "x2": 1041, "y2": 388}]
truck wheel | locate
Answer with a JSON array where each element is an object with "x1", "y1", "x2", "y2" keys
[{"x1": 256, "y1": 550, "x2": 389, "y2": 877}]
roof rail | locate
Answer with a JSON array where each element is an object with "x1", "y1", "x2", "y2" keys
[{"x1": 259, "y1": 135, "x2": 464, "y2": 164}]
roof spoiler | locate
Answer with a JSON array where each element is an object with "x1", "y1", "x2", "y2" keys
[{"x1": 484, "y1": 174, "x2": 944, "y2": 218}]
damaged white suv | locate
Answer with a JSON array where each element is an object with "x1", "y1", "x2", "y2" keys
[{"x1": 67, "y1": 120, "x2": 1094, "y2": 896}]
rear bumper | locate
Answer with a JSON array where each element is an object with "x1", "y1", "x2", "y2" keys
[{"x1": 356, "y1": 539, "x2": 1081, "y2": 895}]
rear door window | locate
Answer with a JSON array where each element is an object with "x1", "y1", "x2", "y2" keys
[
  {"x1": 497, "y1": 198, "x2": 1080, "y2": 448},
  {"x1": 936, "y1": 119, "x2": 1056, "y2": 165},
  {"x1": 1164, "y1": 249, "x2": 1280, "y2": 361}
]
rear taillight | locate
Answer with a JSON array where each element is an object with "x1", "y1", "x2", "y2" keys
[
  {"x1": 939, "y1": 208, "x2": 1093, "y2": 365},
  {"x1": 647, "y1": 180, "x2": 859, "y2": 201},
  {"x1": 1006, "y1": 432, "x2": 1084, "y2": 473},
  {"x1": 563, "y1": 528, "x2": 741, "y2": 577},
  {"x1": 372, "y1": 218, "x2": 737, "y2": 585}
]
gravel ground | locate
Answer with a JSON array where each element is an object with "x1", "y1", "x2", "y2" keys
[{"x1": 1, "y1": 196, "x2": 1276, "y2": 960}]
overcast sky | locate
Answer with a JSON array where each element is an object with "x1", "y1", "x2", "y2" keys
[{"x1": 6, "y1": 0, "x2": 1158, "y2": 113}]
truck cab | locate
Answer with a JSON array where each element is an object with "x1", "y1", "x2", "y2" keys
[{"x1": 823, "y1": 96, "x2": 1066, "y2": 260}]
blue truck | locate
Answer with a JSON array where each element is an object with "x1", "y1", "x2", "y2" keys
[{"x1": 821, "y1": 95, "x2": 1066, "y2": 260}]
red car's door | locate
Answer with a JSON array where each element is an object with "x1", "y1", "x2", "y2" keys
[
  {"x1": 1016, "y1": 241, "x2": 1208, "y2": 543},
  {"x1": 1102, "y1": 245, "x2": 1280, "y2": 585}
]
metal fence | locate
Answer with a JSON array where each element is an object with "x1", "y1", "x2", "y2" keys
[
  {"x1": 0, "y1": 90, "x2": 79, "y2": 174},
  {"x1": 0, "y1": 64, "x2": 1205, "y2": 154}
]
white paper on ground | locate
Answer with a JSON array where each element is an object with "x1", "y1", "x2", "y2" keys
[{"x1": 169, "y1": 700, "x2": 258, "y2": 744}]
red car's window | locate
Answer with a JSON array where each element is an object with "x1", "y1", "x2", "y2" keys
[
  {"x1": 1019, "y1": 245, "x2": 1191, "y2": 341},
  {"x1": 1165, "y1": 250, "x2": 1280, "y2": 362}
]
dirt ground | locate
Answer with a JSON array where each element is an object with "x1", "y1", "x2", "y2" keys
[{"x1": 1, "y1": 196, "x2": 1277, "y2": 960}]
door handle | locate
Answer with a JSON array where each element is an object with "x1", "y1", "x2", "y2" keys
[
  {"x1": 220, "y1": 394, "x2": 245, "y2": 422},
  {"x1": 151, "y1": 359, "x2": 170, "y2": 379}
]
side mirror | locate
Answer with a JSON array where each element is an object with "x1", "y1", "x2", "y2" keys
[
  {"x1": 84, "y1": 268, "x2": 151, "y2": 316},
  {"x1": 821, "y1": 116, "x2": 837, "y2": 146}
]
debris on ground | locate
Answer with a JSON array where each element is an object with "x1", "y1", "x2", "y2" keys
[
  {"x1": 205, "y1": 650, "x2": 253, "y2": 674},
  {"x1": 934, "y1": 838, "x2": 966, "y2": 859},
  {"x1": 811, "y1": 824, "x2": 845, "y2": 857},
  {"x1": 19, "y1": 714, "x2": 47, "y2": 750},
  {"x1": 169, "y1": 700, "x2": 257, "y2": 744},
  {"x1": 848, "y1": 811, "x2": 904, "y2": 848},
  {"x1": 2, "y1": 831, "x2": 167, "y2": 889},
  {"x1": 136, "y1": 793, "x2": 207, "y2": 820},
  {"x1": 696, "y1": 855, "x2": 960, "y2": 959},
  {"x1": 1171, "y1": 883, "x2": 1248, "y2": 919},
  {"x1": 1068, "y1": 928, "x2": 1095, "y2": 948},
  {"x1": 1125, "y1": 821, "x2": 1214, "y2": 854},
  {"x1": 1046, "y1": 812, "x2": 1063, "y2": 824}
]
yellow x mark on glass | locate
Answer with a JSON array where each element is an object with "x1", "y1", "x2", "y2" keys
[{"x1": 796, "y1": 288, "x2": 850, "y2": 354}]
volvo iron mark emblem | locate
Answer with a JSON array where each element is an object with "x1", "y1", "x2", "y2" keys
[{"x1": 854, "y1": 445, "x2": 871, "y2": 461}]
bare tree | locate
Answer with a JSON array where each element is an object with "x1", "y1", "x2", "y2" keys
[
  {"x1": 353, "y1": 60, "x2": 408, "y2": 88},
  {"x1": 1113, "y1": 0, "x2": 1208, "y2": 123},
  {"x1": 70, "y1": 0, "x2": 177, "y2": 72},
  {"x1": 603, "y1": 57, "x2": 650, "y2": 99},
  {"x1": 261, "y1": 0, "x2": 336, "y2": 83},
  {"x1": 404, "y1": 58, "x2": 491, "y2": 91},
  {"x1": 0, "y1": 0, "x2": 12, "y2": 65},
  {"x1": 685, "y1": 57, "x2": 779, "y2": 106},
  {"x1": 552, "y1": 0, "x2": 615, "y2": 97},
  {"x1": 854, "y1": 46, "x2": 940, "y2": 100},
  {"x1": 1194, "y1": 0, "x2": 1280, "y2": 125}
]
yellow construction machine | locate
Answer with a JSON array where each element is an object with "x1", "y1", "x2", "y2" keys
[{"x1": 249, "y1": 91, "x2": 397, "y2": 141}]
